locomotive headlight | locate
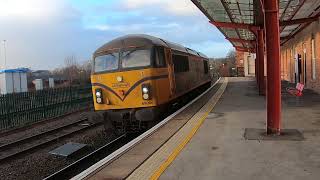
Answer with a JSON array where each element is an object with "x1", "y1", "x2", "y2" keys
[
  {"x1": 142, "y1": 87, "x2": 149, "y2": 93},
  {"x1": 96, "y1": 97, "x2": 102, "y2": 103},
  {"x1": 141, "y1": 84, "x2": 151, "y2": 100},
  {"x1": 143, "y1": 94, "x2": 149, "y2": 100},
  {"x1": 96, "y1": 91, "x2": 102, "y2": 98},
  {"x1": 95, "y1": 89, "x2": 103, "y2": 104}
]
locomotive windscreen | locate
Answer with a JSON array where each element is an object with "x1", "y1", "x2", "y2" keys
[
  {"x1": 121, "y1": 49, "x2": 151, "y2": 68},
  {"x1": 94, "y1": 52, "x2": 119, "y2": 73},
  {"x1": 93, "y1": 48, "x2": 152, "y2": 73}
]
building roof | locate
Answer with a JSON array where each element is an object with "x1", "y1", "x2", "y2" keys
[
  {"x1": 191, "y1": 0, "x2": 320, "y2": 51},
  {"x1": 0, "y1": 68, "x2": 30, "y2": 73}
]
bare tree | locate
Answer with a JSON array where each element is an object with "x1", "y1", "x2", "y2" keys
[
  {"x1": 78, "y1": 60, "x2": 92, "y2": 84},
  {"x1": 64, "y1": 55, "x2": 79, "y2": 84},
  {"x1": 226, "y1": 50, "x2": 236, "y2": 66},
  {"x1": 51, "y1": 56, "x2": 92, "y2": 86}
]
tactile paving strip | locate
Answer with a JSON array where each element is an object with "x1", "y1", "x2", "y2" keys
[{"x1": 127, "y1": 78, "x2": 228, "y2": 180}]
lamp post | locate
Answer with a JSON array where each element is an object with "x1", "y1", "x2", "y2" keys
[{"x1": 3, "y1": 40, "x2": 7, "y2": 69}]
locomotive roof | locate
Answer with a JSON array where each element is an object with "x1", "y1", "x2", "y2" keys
[{"x1": 94, "y1": 34, "x2": 208, "y2": 59}]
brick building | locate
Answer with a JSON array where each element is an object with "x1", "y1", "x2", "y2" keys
[
  {"x1": 235, "y1": 51, "x2": 256, "y2": 77},
  {"x1": 280, "y1": 20, "x2": 320, "y2": 92},
  {"x1": 234, "y1": 20, "x2": 320, "y2": 92}
]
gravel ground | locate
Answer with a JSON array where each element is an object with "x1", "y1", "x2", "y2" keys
[{"x1": 0, "y1": 125, "x2": 115, "y2": 180}]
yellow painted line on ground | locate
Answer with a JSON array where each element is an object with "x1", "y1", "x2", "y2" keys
[{"x1": 150, "y1": 78, "x2": 228, "y2": 180}]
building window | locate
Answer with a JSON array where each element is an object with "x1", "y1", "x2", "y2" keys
[
  {"x1": 203, "y1": 60, "x2": 209, "y2": 74},
  {"x1": 311, "y1": 35, "x2": 316, "y2": 80},
  {"x1": 172, "y1": 54, "x2": 189, "y2": 73}
]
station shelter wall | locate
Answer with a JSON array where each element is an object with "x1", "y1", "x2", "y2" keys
[
  {"x1": 281, "y1": 20, "x2": 320, "y2": 92},
  {"x1": 235, "y1": 51, "x2": 256, "y2": 77}
]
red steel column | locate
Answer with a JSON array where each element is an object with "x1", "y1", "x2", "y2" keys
[
  {"x1": 257, "y1": 30, "x2": 265, "y2": 95},
  {"x1": 255, "y1": 53, "x2": 258, "y2": 84},
  {"x1": 264, "y1": 0, "x2": 281, "y2": 134}
]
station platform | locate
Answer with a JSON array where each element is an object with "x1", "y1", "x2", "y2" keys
[
  {"x1": 79, "y1": 77, "x2": 320, "y2": 180},
  {"x1": 131, "y1": 77, "x2": 320, "y2": 180}
]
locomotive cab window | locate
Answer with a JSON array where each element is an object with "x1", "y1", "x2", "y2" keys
[
  {"x1": 94, "y1": 52, "x2": 119, "y2": 73},
  {"x1": 121, "y1": 49, "x2": 151, "y2": 68},
  {"x1": 203, "y1": 60, "x2": 209, "y2": 74},
  {"x1": 155, "y1": 47, "x2": 166, "y2": 67},
  {"x1": 172, "y1": 54, "x2": 189, "y2": 73}
]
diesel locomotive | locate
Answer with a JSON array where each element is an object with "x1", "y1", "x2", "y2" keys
[{"x1": 91, "y1": 34, "x2": 211, "y2": 133}]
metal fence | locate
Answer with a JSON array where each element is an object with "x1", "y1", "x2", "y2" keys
[{"x1": 0, "y1": 86, "x2": 93, "y2": 131}]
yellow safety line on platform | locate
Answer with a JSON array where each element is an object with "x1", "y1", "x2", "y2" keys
[
  {"x1": 125, "y1": 78, "x2": 228, "y2": 180},
  {"x1": 150, "y1": 77, "x2": 228, "y2": 180}
]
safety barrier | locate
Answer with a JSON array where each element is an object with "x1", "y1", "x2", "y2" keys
[{"x1": 0, "y1": 86, "x2": 93, "y2": 130}]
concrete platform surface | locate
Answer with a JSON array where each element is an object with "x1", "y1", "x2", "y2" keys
[
  {"x1": 160, "y1": 77, "x2": 320, "y2": 180},
  {"x1": 127, "y1": 78, "x2": 228, "y2": 180}
]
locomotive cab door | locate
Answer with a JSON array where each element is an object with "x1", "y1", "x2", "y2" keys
[{"x1": 164, "y1": 48, "x2": 176, "y2": 96}]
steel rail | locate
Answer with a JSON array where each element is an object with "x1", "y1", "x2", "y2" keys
[
  {"x1": 44, "y1": 134, "x2": 128, "y2": 180},
  {"x1": 0, "y1": 120, "x2": 102, "y2": 162},
  {"x1": 0, "y1": 118, "x2": 89, "y2": 151},
  {"x1": 71, "y1": 77, "x2": 221, "y2": 180},
  {"x1": 0, "y1": 108, "x2": 91, "y2": 138}
]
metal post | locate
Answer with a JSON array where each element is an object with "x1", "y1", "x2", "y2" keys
[
  {"x1": 3, "y1": 40, "x2": 7, "y2": 69},
  {"x1": 257, "y1": 30, "x2": 265, "y2": 95},
  {"x1": 255, "y1": 53, "x2": 259, "y2": 85},
  {"x1": 264, "y1": 0, "x2": 281, "y2": 134}
]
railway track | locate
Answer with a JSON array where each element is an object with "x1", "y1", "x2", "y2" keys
[
  {"x1": 0, "y1": 118, "x2": 103, "y2": 162},
  {"x1": 44, "y1": 134, "x2": 131, "y2": 180},
  {"x1": 0, "y1": 108, "x2": 93, "y2": 138}
]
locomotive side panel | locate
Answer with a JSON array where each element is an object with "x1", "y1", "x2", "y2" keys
[
  {"x1": 153, "y1": 67, "x2": 172, "y2": 105},
  {"x1": 172, "y1": 54, "x2": 211, "y2": 98}
]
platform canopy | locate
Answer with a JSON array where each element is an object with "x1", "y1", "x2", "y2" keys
[{"x1": 191, "y1": 0, "x2": 320, "y2": 51}]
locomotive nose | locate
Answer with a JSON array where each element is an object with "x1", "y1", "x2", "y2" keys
[{"x1": 119, "y1": 90, "x2": 126, "y2": 96}]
